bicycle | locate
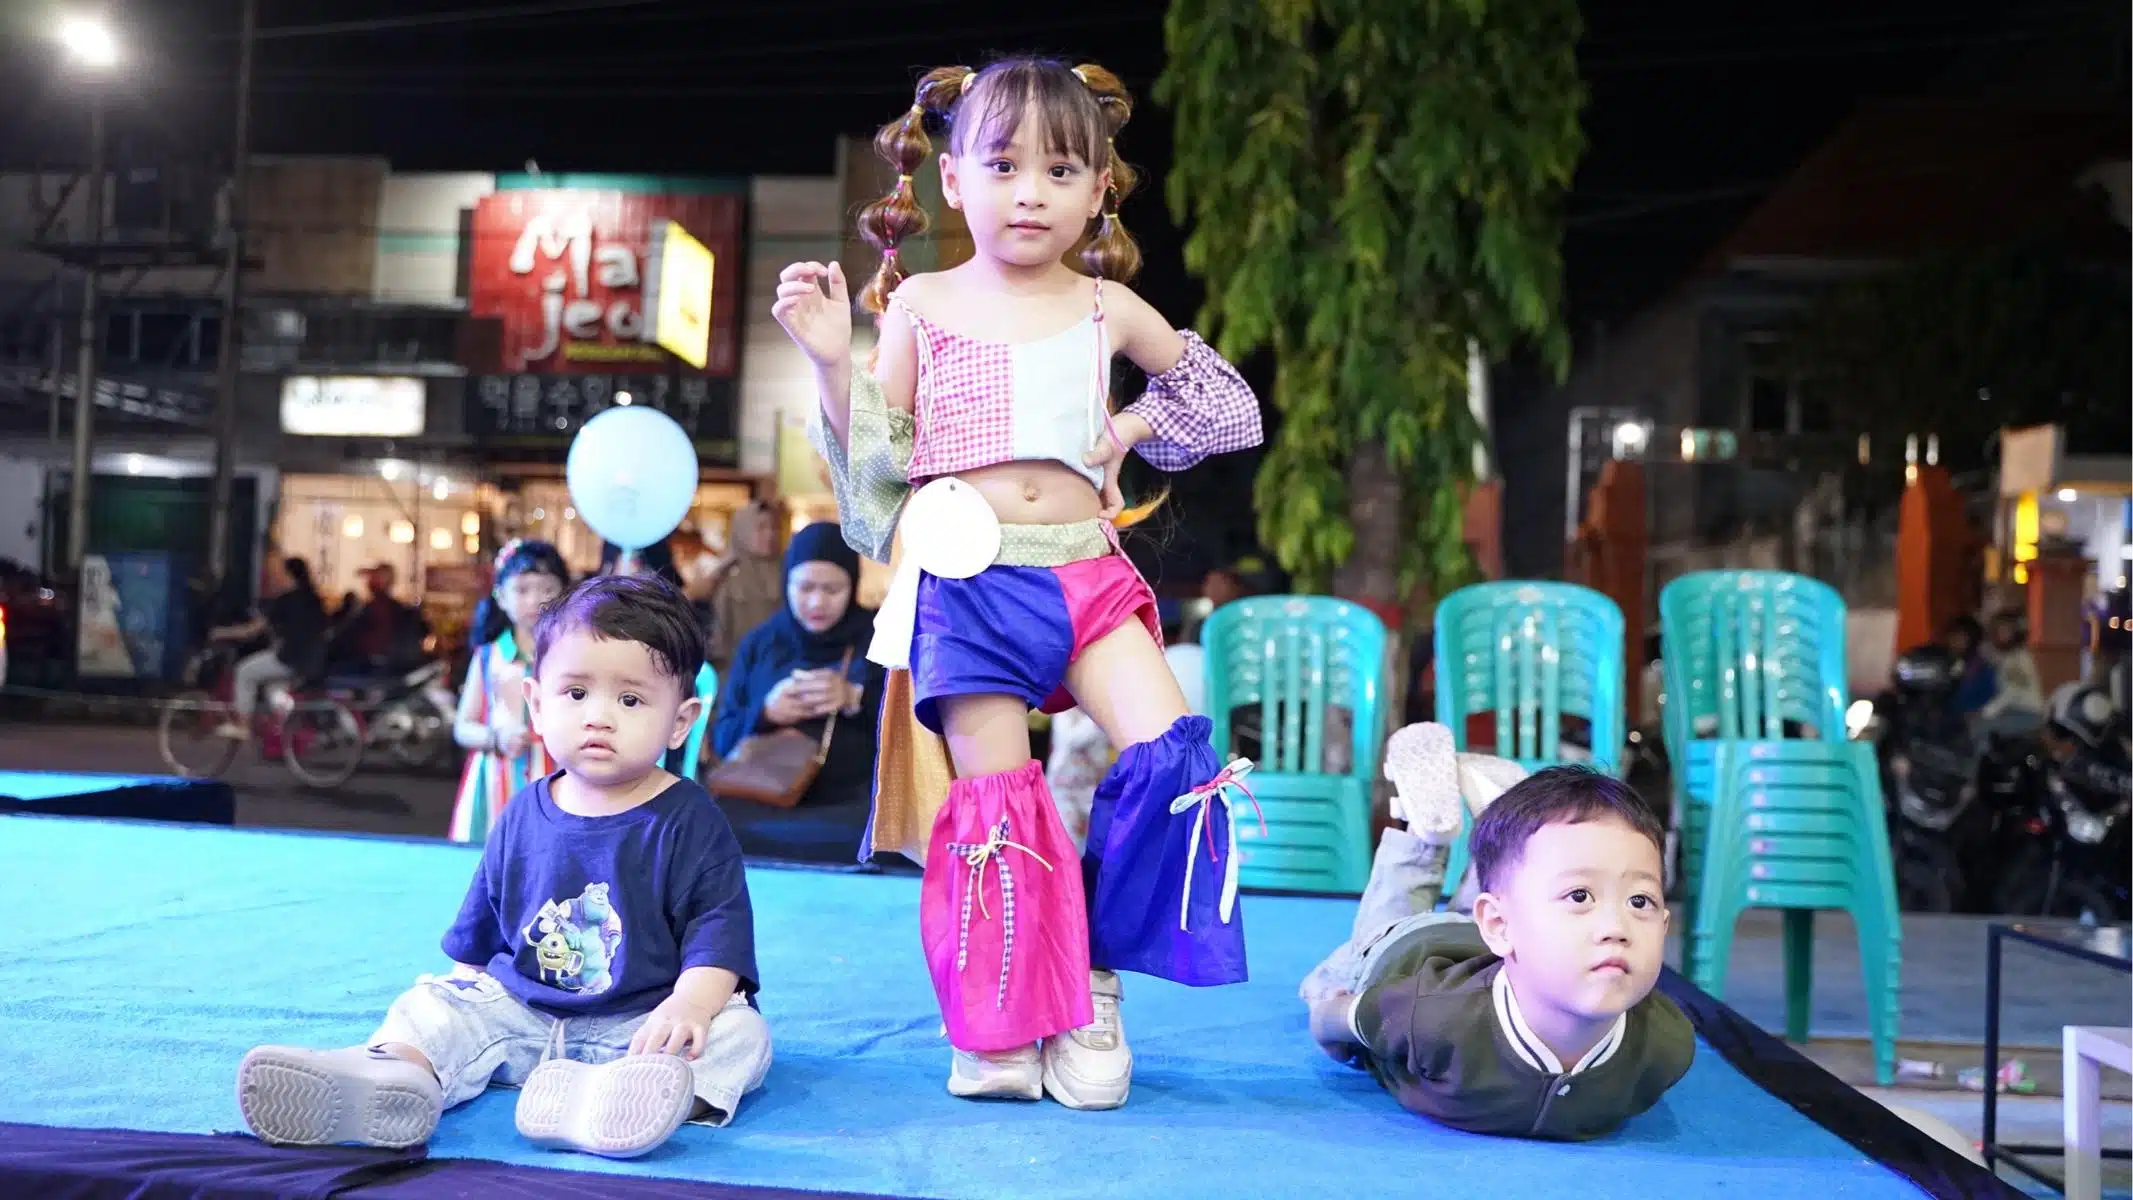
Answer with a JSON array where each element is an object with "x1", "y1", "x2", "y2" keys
[{"x1": 157, "y1": 643, "x2": 368, "y2": 787}]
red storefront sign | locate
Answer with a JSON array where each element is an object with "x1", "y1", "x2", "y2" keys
[{"x1": 466, "y1": 190, "x2": 743, "y2": 377}]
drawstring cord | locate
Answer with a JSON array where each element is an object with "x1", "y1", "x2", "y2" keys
[
  {"x1": 944, "y1": 816, "x2": 1056, "y2": 1010},
  {"x1": 1169, "y1": 758, "x2": 1266, "y2": 931}
]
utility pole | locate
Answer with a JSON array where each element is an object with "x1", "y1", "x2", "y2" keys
[
  {"x1": 43, "y1": 272, "x2": 63, "y2": 578},
  {"x1": 66, "y1": 93, "x2": 104, "y2": 573},
  {"x1": 207, "y1": 0, "x2": 257, "y2": 585}
]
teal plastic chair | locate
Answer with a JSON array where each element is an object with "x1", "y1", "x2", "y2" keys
[
  {"x1": 1201, "y1": 595, "x2": 1389, "y2": 894},
  {"x1": 1659, "y1": 569, "x2": 1848, "y2": 754},
  {"x1": 1658, "y1": 571, "x2": 1899, "y2": 1083},
  {"x1": 1686, "y1": 740, "x2": 1901, "y2": 1084},
  {"x1": 674, "y1": 663, "x2": 721, "y2": 779},
  {"x1": 1661, "y1": 568, "x2": 1850, "y2": 912},
  {"x1": 1432, "y1": 581, "x2": 1626, "y2": 895}
]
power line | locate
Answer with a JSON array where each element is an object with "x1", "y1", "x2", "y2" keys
[{"x1": 247, "y1": 0, "x2": 667, "y2": 41}]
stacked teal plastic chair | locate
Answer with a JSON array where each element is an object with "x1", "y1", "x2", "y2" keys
[
  {"x1": 1660, "y1": 570, "x2": 1901, "y2": 1084},
  {"x1": 1432, "y1": 582, "x2": 1626, "y2": 895},
  {"x1": 674, "y1": 663, "x2": 721, "y2": 779},
  {"x1": 1201, "y1": 596, "x2": 1389, "y2": 894}
]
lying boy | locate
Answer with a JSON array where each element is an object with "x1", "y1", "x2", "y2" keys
[{"x1": 1301, "y1": 723, "x2": 1693, "y2": 1140}]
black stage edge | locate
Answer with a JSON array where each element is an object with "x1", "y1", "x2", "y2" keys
[
  {"x1": 0, "y1": 1124, "x2": 909, "y2": 1200},
  {"x1": 1658, "y1": 968, "x2": 2022, "y2": 1200},
  {"x1": 0, "y1": 972, "x2": 2019, "y2": 1199},
  {"x1": 0, "y1": 778, "x2": 237, "y2": 826}
]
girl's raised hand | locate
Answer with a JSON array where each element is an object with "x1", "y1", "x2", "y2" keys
[{"x1": 770, "y1": 261, "x2": 852, "y2": 369}]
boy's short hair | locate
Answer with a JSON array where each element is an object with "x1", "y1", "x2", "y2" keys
[
  {"x1": 533, "y1": 574, "x2": 706, "y2": 686},
  {"x1": 1468, "y1": 766, "x2": 1665, "y2": 893}
]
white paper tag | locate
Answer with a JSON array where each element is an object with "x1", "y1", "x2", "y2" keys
[{"x1": 899, "y1": 478, "x2": 1001, "y2": 580}]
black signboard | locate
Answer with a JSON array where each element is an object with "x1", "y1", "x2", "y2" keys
[{"x1": 468, "y1": 373, "x2": 739, "y2": 468}]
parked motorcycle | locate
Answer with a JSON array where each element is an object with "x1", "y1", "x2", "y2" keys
[
  {"x1": 333, "y1": 659, "x2": 461, "y2": 773},
  {"x1": 1866, "y1": 644, "x2": 2060, "y2": 913},
  {"x1": 1993, "y1": 685, "x2": 2132, "y2": 922}
]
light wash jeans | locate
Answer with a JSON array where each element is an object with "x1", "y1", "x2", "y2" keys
[
  {"x1": 232, "y1": 649, "x2": 295, "y2": 718},
  {"x1": 1299, "y1": 828, "x2": 1470, "y2": 1006},
  {"x1": 371, "y1": 972, "x2": 772, "y2": 1125}
]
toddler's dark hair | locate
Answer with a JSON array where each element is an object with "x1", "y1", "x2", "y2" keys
[
  {"x1": 1468, "y1": 766, "x2": 1665, "y2": 893},
  {"x1": 532, "y1": 574, "x2": 705, "y2": 686}
]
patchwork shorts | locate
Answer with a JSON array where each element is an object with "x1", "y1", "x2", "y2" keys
[{"x1": 909, "y1": 553, "x2": 1159, "y2": 734}]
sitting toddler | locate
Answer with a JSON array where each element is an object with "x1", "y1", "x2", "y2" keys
[{"x1": 237, "y1": 575, "x2": 771, "y2": 1158}]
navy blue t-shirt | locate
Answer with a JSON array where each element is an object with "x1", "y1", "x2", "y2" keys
[{"x1": 441, "y1": 774, "x2": 758, "y2": 1019}]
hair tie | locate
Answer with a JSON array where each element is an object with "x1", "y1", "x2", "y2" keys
[
  {"x1": 908, "y1": 103, "x2": 923, "y2": 118},
  {"x1": 1072, "y1": 67, "x2": 1089, "y2": 84},
  {"x1": 959, "y1": 71, "x2": 975, "y2": 91}
]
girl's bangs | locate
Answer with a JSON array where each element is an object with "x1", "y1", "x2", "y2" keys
[{"x1": 957, "y1": 62, "x2": 1102, "y2": 165}]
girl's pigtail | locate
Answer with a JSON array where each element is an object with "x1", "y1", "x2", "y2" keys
[
  {"x1": 1073, "y1": 62, "x2": 1142, "y2": 284},
  {"x1": 858, "y1": 65, "x2": 974, "y2": 314}
]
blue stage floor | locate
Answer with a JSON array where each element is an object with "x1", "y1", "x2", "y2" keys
[{"x1": 0, "y1": 814, "x2": 1964, "y2": 1199}]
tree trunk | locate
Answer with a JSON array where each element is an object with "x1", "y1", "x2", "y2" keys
[
  {"x1": 1332, "y1": 441, "x2": 1404, "y2": 611},
  {"x1": 1332, "y1": 441, "x2": 1406, "y2": 855}
]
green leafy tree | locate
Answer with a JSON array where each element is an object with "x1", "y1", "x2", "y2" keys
[
  {"x1": 1156, "y1": 0, "x2": 1586, "y2": 605},
  {"x1": 1783, "y1": 240, "x2": 2131, "y2": 474}
]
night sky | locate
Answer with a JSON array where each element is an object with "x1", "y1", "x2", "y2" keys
[{"x1": 7, "y1": 1, "x2": 2118, "y2": 330}]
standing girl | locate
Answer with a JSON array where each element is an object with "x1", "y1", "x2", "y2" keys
[
  {"x1": 448, "y1": 539, "x2": 570, "y2": 843},
  {"x1": 773, "y1": 57, "x2": 1263, "y2": 1110}
]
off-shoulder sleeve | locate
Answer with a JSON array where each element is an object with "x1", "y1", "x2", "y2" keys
[
  {"x1": 1122, "y1": 331, "x2": 1264, "y2": 472},
  {"x1": 806, "y1": 366, "x2": 915, "y2": 563}
]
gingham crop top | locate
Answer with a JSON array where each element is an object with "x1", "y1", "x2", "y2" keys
[{"x1": 891, "y1": 280, "x2": 1263, "y2": 488}]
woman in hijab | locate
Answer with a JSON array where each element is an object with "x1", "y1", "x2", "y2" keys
[
  {"x1": 710, "y1": 522, "x2": 884, "y2": 826},
  {"x1": 705, "y1": 502, "x2": 785, "y2": 675}
]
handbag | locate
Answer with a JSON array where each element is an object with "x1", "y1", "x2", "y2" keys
[{"x1": 705, "y1": 649, "x2": 854, "y2": 809}]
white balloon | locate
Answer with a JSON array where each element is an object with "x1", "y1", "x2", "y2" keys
[{"x1": 565, "y1": 406, "x2": 700, "y2": 551}]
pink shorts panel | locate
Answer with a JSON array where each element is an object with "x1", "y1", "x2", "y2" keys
[{"x1": 1035, "y1": 553, "x2": 1161, "y2": 715}]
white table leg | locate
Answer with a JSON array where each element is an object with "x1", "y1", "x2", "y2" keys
[{"x1": 2064, "y1": 1024, "x2": 2103, "y2": 1200}]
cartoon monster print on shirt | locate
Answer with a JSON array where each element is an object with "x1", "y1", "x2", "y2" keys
[{"x1": 520, "y1": 882, "x2": 624, "y2": 995}]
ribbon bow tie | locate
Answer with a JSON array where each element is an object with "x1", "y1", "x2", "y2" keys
[
  {"x1": 1168, "y1": 757, "x2": 1267, "y2": 932},
  {"x1": 943, "y1": 817, "x2": 1055, "y2": 1011}
]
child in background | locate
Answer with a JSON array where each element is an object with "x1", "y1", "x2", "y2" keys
[
  {"x1": 450, "y1": 539, "x2": 570, "y2": 843},
  {"x1": 239, "y1": 575, "x2": 770, "y2": 1158},
  {"x1": 1302, "y1": 724, "x2": 1693, "y2": 1140}
]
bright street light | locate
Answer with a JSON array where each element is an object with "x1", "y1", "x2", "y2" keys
[{"x1": 57, "y1": 15, "x2": 119, "y2": 68}]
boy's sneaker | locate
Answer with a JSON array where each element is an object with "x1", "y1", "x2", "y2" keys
[
  {"x1": 1383, "y1": 722, "x2": 1462, "y2": 835},
  {"x1": 515, "y1": 1054, "x2": 697, "y2": 1159},
  {"x1": 237, "y1": 1045, "x2": 442, "y2": 1149},
  {"x1": 1041, "y1": 969, "x2": 1131, "y2": 1110},
  {"x1": 946, "y1": 1043, "x2": 1043, "y2": 1101}
]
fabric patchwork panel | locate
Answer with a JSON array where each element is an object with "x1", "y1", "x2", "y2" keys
[
  {"x1": 907, "y1": 314, "x2": 1014, "y2": 480},
  {"x1": 1007, "y1": 322, "x2": 1108, "y2": 491}
]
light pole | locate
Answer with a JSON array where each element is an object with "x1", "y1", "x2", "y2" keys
[
  {"x1": 206, "y1": 0, "x2": 256, "y2": 586},
  {"x1": 57, "y1": 13, "x2": 119, "y2": 574}
]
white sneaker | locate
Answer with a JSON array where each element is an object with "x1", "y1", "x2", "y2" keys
[
  {"x1": 946, "y1": 1043, "x2": 1042, "y2": 1101},
  {"x1": 1383, "y1": 722, "x2": 1462, "y2": 835},
  {"x1": 214, "y1": 722, "x2": 249, "y2": 741},
  {"x1": 1041, "y1": 970, "x2": 1131, "y2": 1110}
]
